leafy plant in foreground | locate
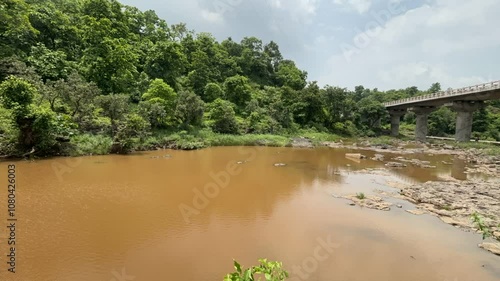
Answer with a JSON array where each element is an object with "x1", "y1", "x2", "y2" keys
[
  {"x1": 356, "y1": 193, "x2": 366, "y2": 200},
  {"x1": 471, "y1": 212, "x2": 492, "y2": 240},
  {"x1": 224, "y1": 259, "x2": 288, "y2": 281}
]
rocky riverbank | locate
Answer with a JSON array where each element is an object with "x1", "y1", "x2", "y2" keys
[
  {"x1": 399, "y1": 179, "x2": 500, "y2": 255},
  {"x1": 319, "y1": 139, "x2": 500, "y2": 177},
  {"x1": 316, "y1": 138, "x2": 500, "y2": 256}
]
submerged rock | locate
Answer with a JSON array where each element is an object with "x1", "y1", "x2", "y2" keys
[
  {"x1": 371, "y1": 154, "x2": 385, "y2": 161},
  {"x1": 345, "y1": 153, "x2": 367, "y2": 159},
  {"x1": 406, "y1": 210, "x2": 427, "y2": 216},
  {"x1": 342, "y1": 195, "x2": 392, "y2": 211},
  {"x1": 479, "y1": 243, "x2": 500, "y2": 256},
  {"x1": 385, "y1": 162, "x2": 407, "y2": 168}
]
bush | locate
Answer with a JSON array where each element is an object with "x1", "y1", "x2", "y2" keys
[{"x1": 206, "y1": 98, "x2": 239, "y2": 134}]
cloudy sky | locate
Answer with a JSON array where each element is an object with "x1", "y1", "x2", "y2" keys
[{"x1": 121, "y1": 0, "x2": 500, "y2": 91}]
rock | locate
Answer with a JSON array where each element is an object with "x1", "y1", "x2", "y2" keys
[
  {"x1": 274, "y1": 163, "x2": 286, "y2": 167},
  {"x1": 345, "y1": 153, "x2": 365, "y2": 159},
  {"x1": 478, "y1": 243, "x2": 500, "y2": 256},
  {"x1": 343, "y1": 195, "x2": 392, "y2": 211},
  {"x1": 385, "y1": 162, "x2": 407, "y2": 168},
  {"x1": 291, "y1": 137, "x2": 313, "y2": 148},
  {"x1": 406, "y1": 210, "x2": 427, "y2": 215},
  {"x1": 396, "y1": 204, "x2": 403, "y2": 208},
  {"x1": 349, "y1": 202, "x2": 356, "y2": 206},
  {"x1": 491, "y1": 231, "x2": 500, "y2": 240},
  {"x1": 371, "y1": 154, "x2": 385, "y2": 161}
]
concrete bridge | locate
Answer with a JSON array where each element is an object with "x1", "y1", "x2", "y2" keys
[{"x1": 384, "y1": 80, "x2": 500, "y2": 142}]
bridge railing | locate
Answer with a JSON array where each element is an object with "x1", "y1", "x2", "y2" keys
[{"x1": 384, "y1": 80, "x2": 500, "y2": 107}]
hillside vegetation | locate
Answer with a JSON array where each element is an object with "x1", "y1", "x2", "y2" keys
[{"x1": 1, "y1": 0, "x2": 499, "y2": 156}]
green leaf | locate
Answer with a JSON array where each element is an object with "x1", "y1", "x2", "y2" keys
[{"x1": 234, "y1": 260, "x2": 242, "y2": 274}]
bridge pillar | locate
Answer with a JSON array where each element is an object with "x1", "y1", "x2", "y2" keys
[
  {"x1": 451, "y1": 101, "x2": 485, "y2": 142},
  {"x1": 412, "y1": 107, "x2": 437, "y2": 142},
  {"x1": 389, "y1": 109, "x2": 407, "y2": 137}
]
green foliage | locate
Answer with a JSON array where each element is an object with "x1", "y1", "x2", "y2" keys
[
  {"x1": 1, "y1": 0, "x2": 499, "y2": 155},
  {"x1": 276, "y1": 60, "x2": 307, "y2": 90},
  {"x1": 428, "y1": 107, "x2": 455, "y2": 137},
  {"x1": 112, "y1": 113, "x2": 150, "y2": 153},
  {"x1": 175, "y1": 90, "x2": 205, "y2": 128},
  {"x1": 203, "y1": 82, "x2": 224, "y2": 102},
  {"x1": 70, "y1": 133, "x2": 112, "y2": 156},
  {"x1": 471, "y1": 212, "x2": 492, "y2": 240},
  {"x1": 224, "y1": 75, "x2": 252, "y2": 108},
  {"x1": 206, "y1": 98, "x2": 239, "y2": 134},
  {"x1": 224, "y1": 259, "x2": 288, "y2": 281},
  {"x1": 356, "y1": 193, "x2": 366, "y2": 200},
  {"x1": 142, "y1": 78, "x2": 177, "y2": 124},
  {"x1": 0, "y1": 76, "x2": 35, "y2": 113}
]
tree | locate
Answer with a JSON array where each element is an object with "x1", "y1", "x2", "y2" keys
[
  {"x1": 276, "y1": 60, "x2": 307, "y2": 90},
  {"x1": 95, "y1": 94, "x2": 129, "y2": 135},
  {"x1": 112, "y1": 113, "x2": 150, "y2": 153},
  {"x1": 51, "y1": 72, "x2": 100, "y2": 120},
  {"x1": 81, "y1": 37, "x2": 139, "y2": 94},
  {"x1": 145, "y1": 41, "x2": 187, "y2": 88},
  {"x1": 175, "y1": 90, "x2": 205, "y2": 128},
  {"x1": 428, "y1": 82, "x2": 441, "y2": 94},
  {"x1": 203, "y1": 83, "x2": 223, "y2": 102},
  {"x1": 223, "y1": 75, "x2": 252, "y2": 108},
  {"x1": 0, "y1": 76, "x2": 61, "y2": 154},
  {"x1": 428, "y1": 107, "x2": 455, "y2": 136},
  {"x1": 138, "y1": 101, "x2": 167, "y2": 129},
  {"x1": 0, "y1": 0, "x2": 38, "y2": 57},
  {"x1": 142, "y1": 79, "x2": 177, "y2": 125},
  {"x1": 322, "y1": 86, "x2": 353, "y2": 127},
  {"x1": 355, "y1": 97, "x2": 387, "y2": 131},
  {"x1": 206, "y1": 98, "x2": 238, "y2": 134}
]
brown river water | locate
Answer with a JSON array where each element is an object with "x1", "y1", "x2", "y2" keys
[{"x1": 1, "y1": 146, "x2": 499, "y2": 281}]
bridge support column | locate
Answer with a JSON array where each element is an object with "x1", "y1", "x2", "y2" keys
[
  {"x1": 389, "y1": 109, "x2": 407, "y2": 137},
  {"x1": 451, "y1": 101, "x2": 485, "y2": 142},
  {"x1": 412, "y1": 107, "x2": 437, "y2": 142}
]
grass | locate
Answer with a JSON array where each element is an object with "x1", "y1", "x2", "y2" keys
[
  {"x1": 471, "y1": 212, "x2": 492, "y2": 240},
  {"x1": 70, "y1": 134, "x2": 113, "y2": 156},
  {"x1": 356, "y1": 192, "x2": 366, "y2": 200}
]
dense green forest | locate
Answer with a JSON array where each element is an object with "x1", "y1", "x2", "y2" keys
[{"x1": 1, "y1": 0, "x2": 499, "y2": 156}]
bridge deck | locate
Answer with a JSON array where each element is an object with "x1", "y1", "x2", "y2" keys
[{"x1": 384, "y1": 80, "x2": 500, "y2": 108}]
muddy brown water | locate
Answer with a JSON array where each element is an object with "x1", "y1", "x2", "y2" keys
[{"x1": 2, "y1": 147, "x2": 499, "y2": 281}]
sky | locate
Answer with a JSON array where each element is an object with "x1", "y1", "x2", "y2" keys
[{"x1": 120, "y1": 0, "x2": 500, "y2": 91}]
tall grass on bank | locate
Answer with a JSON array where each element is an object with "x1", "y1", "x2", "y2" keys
[{"x1": 70, "y1": 134, "x2": 113, "y2": 156}]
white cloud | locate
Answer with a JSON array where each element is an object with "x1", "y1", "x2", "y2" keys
[
  {"x1": 333, "y1": 0, "x2": 372, "y2": 14},
  {"x1": 200, "y1": 10, "x2": 224, "y2": 24},
  {"x1": 269, "y1": 0, "x2": 319, "y2": 22},
  {"x1": 319, "y1": 0, "x2": 500, "y2": 90}
]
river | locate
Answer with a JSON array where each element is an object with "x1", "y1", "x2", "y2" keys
[{"x1": 3, "y1": 146, "x2": 500, "y2": 281}]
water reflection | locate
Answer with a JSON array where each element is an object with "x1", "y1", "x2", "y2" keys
[{"x1": 6, "y1": 146, "x2": 499, "y2": 281}]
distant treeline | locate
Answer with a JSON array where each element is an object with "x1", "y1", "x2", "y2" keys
[{"x1": 1, "y1": 0, "x2": 499, "y2": 156}]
